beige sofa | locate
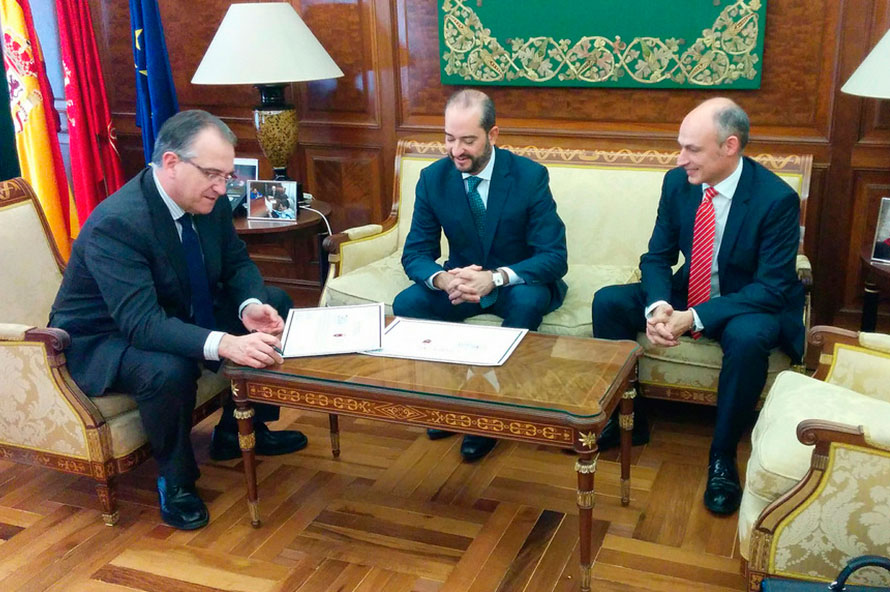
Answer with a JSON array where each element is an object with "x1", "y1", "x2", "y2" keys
[
  {"x1": 321, "y1": 140, "x2": 813, "y2": 405},
  {"x1": 741, "y1": 326, "x2": 890, "y2": 590}
]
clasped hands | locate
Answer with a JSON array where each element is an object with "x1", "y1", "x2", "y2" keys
[
  {"x1": 218, "y1": 302, "x2": 285, "y2": 368},
  {"x1": 646, "y1": 303, "x2": 695, "y2": 347},
  {"x1": 434, "y1": 264, "x2": 494, "y2": 305}
]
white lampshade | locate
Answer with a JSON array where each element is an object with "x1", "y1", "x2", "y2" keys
[
  {"x1": 192, "y1": 2, "x2": 343, "y2": 85},
  {"x1": 841, "y1": 28, "x2": 890, "y2": 99}
]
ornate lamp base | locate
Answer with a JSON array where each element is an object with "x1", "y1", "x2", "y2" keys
[{"x1": 254, "y1": 84, "x2": 299, "y2": 180}]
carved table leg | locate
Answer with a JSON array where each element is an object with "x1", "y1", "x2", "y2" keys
[
  {"x1": 95, "y1": 476, "x2": 119, "y2": 526},
  {"x1": 329, "y1": 413, "x2": 340, "y2": 458},
  {"x1": 234, "y1": 405, "x2": 260, "y2": 527},
  {"x1": 576, "y1": 454, "x2": 597, "y2": 592},
  {"x1": 619, "y1": 388, "x2": 635, "y2": 506}
]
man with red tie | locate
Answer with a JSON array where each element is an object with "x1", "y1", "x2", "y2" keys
[{"x1": 591, "y1": 98, "x2": 805, "y2": 515}]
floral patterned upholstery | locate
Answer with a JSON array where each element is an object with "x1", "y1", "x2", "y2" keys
[
  {"x1": 0, "y1": 178, "x2": 228, "y2": 525},
  {"x1": 741, "y1": 326, "x2": 890, "y2": 589},
  {"x1": 322, "y1": 140, "x2": 812, "y2": 406}
]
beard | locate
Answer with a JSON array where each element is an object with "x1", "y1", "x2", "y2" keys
[{"x1": 450, "y1": 139, "x2": 492, "y2": 175}]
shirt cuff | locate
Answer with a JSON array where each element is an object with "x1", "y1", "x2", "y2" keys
[
  {"x1": 426, "y1": 271, "x2": 445, "y2": 290},
  {"x1": 645, "y1": 300, "x2": 669, "y2": 319},
  {"x1": 204, "y1": 330, "x2": 225, "y2": 361},
  {"x1": 238, "y1": 298, "x2": 263, "y2": 318},
  {"x1": 500, "y1": 267, "x2": 523, "y2": 286},
  {"x1": 690, "y1": 308, "x2": 704, "y2": 331}
]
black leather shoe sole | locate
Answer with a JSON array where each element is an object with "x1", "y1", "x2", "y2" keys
[
  {"x1": 460, "y1": 435, "x2": 496, "y2": 461},
  {"x1": 210, "y1": 426, "x2": 308, "y2": 461},
  {"x1": 427, "y1": 428, "x2": 456, "y2": 440}
]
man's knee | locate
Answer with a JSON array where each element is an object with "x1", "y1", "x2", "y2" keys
[
  {"x1": 500, "y1": 285, "x2": 549, "y2": 330},
  {"x1": 393, "y1": 284, "x2": 432, "y2": 318},
  {"x1": 720, "y1": 315, "x2": 779, "y2": 360},
  {"x1": 130, "y1": 353, "x2": 200, "y2": 405},
  {"x1": 592, "y1": 283, "x2": 644, "y2": 339}
]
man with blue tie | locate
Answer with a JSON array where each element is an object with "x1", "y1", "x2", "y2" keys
[
  {"x1": 592, "y1": 98, "x2": 805, "y2": 515},
  {"x1": 393, "y1": 90, "x2": 568, "y2": 461},
  {"x1": 50, "y1": 110, "x2": 307, "y2": 530}
]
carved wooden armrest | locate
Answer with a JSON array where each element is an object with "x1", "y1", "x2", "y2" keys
[
  {"x1": 807, "y1": 325, "x2": 859, "y2": 380},
  {"x1": 323, "y1": 223, "x2": 384, "y2": 256},
  {"x1": 0, "y1": 324, "x2": 71, "y2": 366}
]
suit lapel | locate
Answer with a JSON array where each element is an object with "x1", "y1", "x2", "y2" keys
[
  {"x1": 717, "y1": 157, "x2": 753, "y2": 269},
  {"x1": 482, "y1": 147, "x2": 511, "y2": 260},
  {"x1": 142, "y1": 169, "x2": 191, "y2": 301}
]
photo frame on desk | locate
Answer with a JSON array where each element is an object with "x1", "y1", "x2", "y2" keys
[
  {"x1": 872, "y1": 197, "x2": 890, "y2": 263},
  {"x1": 226, "y1": 157, "x2": 259, "y2": 215},
  {"x1": 247, "y1": 179, "x2": 298, "y2": 222}
]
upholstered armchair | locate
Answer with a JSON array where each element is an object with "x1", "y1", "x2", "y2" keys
[
  {"x1": 740, "y1": 325, "x2": 890, "y2": 590},
  {"x1": 0, "y1": 178, "x2": 229, "y2": 526}
]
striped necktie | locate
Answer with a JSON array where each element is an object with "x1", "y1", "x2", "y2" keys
[{"x1": 687, "y1": 186, "x2": 717, "y2": 338}]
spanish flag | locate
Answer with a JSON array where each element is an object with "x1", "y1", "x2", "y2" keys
[{"x1": 2, "y1": 0, "x2": 78, "y2": 259}]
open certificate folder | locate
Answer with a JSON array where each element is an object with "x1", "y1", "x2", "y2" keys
[
  {"x1": 280, "y1": 303, "x2": 384, "y2": 357},
  {"x1": 365, "y1": 317, "x2": 527, "y2": 366}
]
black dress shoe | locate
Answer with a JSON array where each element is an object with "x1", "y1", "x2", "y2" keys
[
  {"x1": 427, "y1": 428, "x2": 456, "y2": 440},
  {"x1": 596, "y1": 410, "x2": 650, "y2": 451},
  {"x1": 209, "y1": 423, "x2": 308, "y2": 461},
  {"x1": 157, "y1": 477, "x2": 209, "y2": 530},
  {"x1": 704, "y1": 453, "x2": 742, "y2": 515},
  {"x1": 460, "y1": 435, "x2": 496, "y2": 461}
]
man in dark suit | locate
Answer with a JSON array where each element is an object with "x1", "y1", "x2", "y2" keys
[
  {"x1": 393, "y1": 90, "x2": 568, "y2": 461},
  {"x1": 49, "y1": 110, "x2": 307, "y2": 530},
  {"x1": 592, "y1": 98, "x2": 805, "y2": 515}
]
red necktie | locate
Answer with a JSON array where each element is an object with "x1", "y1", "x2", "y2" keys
[{"x1": 687, "y1": 186, "x2": 717, "y2": 338}]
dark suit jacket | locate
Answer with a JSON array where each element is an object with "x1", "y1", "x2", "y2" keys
[
  {"x1": 640, "y1": 157, "x2": 806, "y2": 361},
  {"x1": 401, "y1": 146, "x2": 568, "y2": 310},
  {"x1": 49, "y1": 168, "x2": 265, "y2": 396}
]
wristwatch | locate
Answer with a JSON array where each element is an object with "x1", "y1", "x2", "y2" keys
[{"x1": 491, "y1": 268, "x2": 507, "y2": 287}]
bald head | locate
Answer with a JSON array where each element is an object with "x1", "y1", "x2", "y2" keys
[{"x1": 676, "y1": 98, "x2": 748, "y2": 186}]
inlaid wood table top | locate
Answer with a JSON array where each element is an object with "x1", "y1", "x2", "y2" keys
[{"x1": 226, "y1": 332, "x2": 641, "y2": 439}]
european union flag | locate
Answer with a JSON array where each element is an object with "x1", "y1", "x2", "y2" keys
[{"x1": 129, "y1": 0, "x2": 178, "y2": 164}]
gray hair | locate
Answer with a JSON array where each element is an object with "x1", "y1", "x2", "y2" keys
[
  {"x1": 446, "y1": 89, "x2": 496, "y2": 132},
  {"x1": 150, "y1": 110, "x2": 237, "y2": 165},
  {"x1": 714, "y1": 102, "x2": 749, "y2": 151}
]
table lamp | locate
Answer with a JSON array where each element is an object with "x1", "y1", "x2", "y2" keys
[
  {"x1": 841, "y1": 28, "x2": 890, "y2": 98},
  {"x1": 191, "y1": 2, "x2": 343, "y2": 180}
]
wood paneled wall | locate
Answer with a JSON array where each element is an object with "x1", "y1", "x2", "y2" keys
[{"x1": 90, "y1": 0, "x2": 890, "y2": 328}]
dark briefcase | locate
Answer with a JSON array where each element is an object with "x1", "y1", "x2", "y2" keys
[{"x1": 762, "y1": 555, "x2": 890, "y2": 591}]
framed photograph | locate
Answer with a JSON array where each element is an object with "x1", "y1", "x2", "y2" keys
[
  {"x1": 873, "y1": 197, "x2": 890, "y2": 263},
  {"x1": 226, "y1": 157, "x2": 259, "y2": 214},
  {"x1": 247, "y1": 179, "x2": 298, "y2": 221}
]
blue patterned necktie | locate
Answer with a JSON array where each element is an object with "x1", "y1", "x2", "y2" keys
[
  {"x1": 466, "y1": 175, "x2": 486, "y2": 237},
  {"x1": 465, "y1": 175, "x2": 497, "y2": 308},
  {"x1": 179, "y1": 214, "x2": 215, "y2": 329}
]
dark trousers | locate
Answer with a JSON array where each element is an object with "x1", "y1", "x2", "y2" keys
[
  {"x1": 109, "y1": 285, "x2": 292, "y2": 486},
  {"x1": 592, "y1": 282, "x2": 779, "y2": 456},
  {"x1": 392, "y1": 282, "x2": 552, "y2": 331}
]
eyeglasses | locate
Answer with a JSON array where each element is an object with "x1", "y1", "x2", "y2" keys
[{"x1": 180, "y1": 157, "x2": 234, "y2": 185}]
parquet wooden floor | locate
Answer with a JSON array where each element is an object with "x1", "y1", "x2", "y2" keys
[{"x1": 0, "y1": 400, "x2": 750, "y2": 591}]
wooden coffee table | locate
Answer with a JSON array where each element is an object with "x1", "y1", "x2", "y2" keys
[{"x1": 224, "y1": 331, "x2": 641, "y2": 591}]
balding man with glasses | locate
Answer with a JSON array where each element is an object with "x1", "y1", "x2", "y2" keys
[{"x1": 50, "y1": 110, "x2": 307, "y2": 530}]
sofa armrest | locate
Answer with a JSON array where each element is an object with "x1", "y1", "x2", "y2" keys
[
  {"x1": 746, "y1": 419, "x2": 890, "y2": 588},
  {"x1": 323, "y1": 216, "x2": 400, "y2": 278},
  {"x1": 796, "y1": 254, "x2": 812, "y2": 292}
]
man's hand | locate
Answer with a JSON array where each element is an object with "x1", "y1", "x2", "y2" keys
[
  {"x1": 219, "y1": 332, "x2": 284, "y2": 368},
  {"x1": 664, "y1": 309, "x2": 695, "y2": 340},
  {"x1": 448, "y1": 265, "x2": 494, "y2": 304},
  {"x1": 241, "y1": 303, "x2": 284, "y2": 336},
  {"x1": 645, "y1": 302, "x2": 679, "y2": 347}
]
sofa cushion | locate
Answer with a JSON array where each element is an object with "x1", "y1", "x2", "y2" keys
[
  {"x1": 738, "y1": 370, "x2": 890, "y2": 557},
  {"x1": 638, "y1": 335, "x2": 792, "y2": 398}
]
